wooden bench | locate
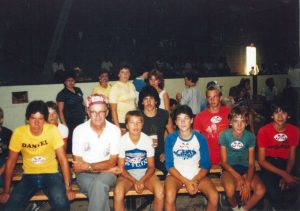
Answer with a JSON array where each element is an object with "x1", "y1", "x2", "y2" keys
[{"x1": 11, "y1": 156, "x2": 261, "y2": 203}]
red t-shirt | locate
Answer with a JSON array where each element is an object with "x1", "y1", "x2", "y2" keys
[
  {"x1": 257, "y1": 123, "x2": 299, "y2": 159},
  {"x1": 193, "y1": 106, "x2": 230, "y2": 164}
]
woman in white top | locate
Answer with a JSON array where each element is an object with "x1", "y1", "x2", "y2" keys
[{"x1": 148, "y1": 69, "x2": 170, "y2": 112}]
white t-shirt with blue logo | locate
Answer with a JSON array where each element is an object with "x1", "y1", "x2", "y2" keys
[
  {"x1": 119, "y1": 132, "x2": 154, "y2": 180},
  {"x1": 165, "y1": 131, "x2": 211, "y2": 180}
]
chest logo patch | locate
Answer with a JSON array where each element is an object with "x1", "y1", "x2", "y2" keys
[
  {"x1": 31, "y1": 156, "x2": 46, "y2": 164},
  {"x1": 174, "y1": 149, "x2": 196, "y2": 160},
  {"x1": 230, "y1": 141, "x2": 244, "y2": 150},
  {"x1": 274, "y1": 133, "x2": 288, "y2": 142},
  {"x1": 210, "y1": 116, "x2": 222, "y2": 124}
]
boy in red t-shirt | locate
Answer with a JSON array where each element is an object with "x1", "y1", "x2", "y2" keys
[
  {"x1": 258, "y1": 101, "x2": 300, "y2": 210},
  {"x1": 193, "y1": 81, "x2": 230, "y2": 165}
]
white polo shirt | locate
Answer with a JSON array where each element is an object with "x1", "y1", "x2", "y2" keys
[{"x1": 72, "y1": 120, "x2": 121, "y2": 163}]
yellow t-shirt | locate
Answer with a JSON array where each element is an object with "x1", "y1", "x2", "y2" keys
[
  {"x1": 109, "y1": 81, "x2": 136, "y2": 123},
  {"x1": 9, "y1": 124, "x2": 64, "y2": 174},
  {"x1": 92, "y1": 84, "x2": 112, "y2": 100}
]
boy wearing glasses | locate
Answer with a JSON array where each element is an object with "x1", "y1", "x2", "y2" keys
[
  {"x1": 72, "y1": 94, "x2": 122, "y2": 211},
  {"x1": 114, "y1": 110, "x2": 164, "y2": 211},
  {"x1": 164, "y1": 105, "x2": 218, "y2": 211}
]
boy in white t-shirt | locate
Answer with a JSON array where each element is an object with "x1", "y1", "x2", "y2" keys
[{"x1": 114, "y1": 110, "x2": 164, "y2": 211}]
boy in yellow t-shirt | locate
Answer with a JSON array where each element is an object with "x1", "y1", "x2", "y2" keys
[{"x1": 0, "y1": 101, "x2": 75, "y2": 210}]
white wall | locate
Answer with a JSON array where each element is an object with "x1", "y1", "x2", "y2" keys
[{"x1": 0, "y1": 74, "x2": 287, "y2": 130}]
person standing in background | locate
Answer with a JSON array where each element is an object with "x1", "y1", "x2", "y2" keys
[
  {"x1": 176, "y1": 71, "x2": 202, "y2": 116},
  {"x1": 148, "y1": 69, "x2": 170, "y2": 112},
  {"x1": 109, "y1": 64, "x2": 136, "y2": 133},
  {"x1": 56, "y1": 71, "x2": 85, "y2": 153}
]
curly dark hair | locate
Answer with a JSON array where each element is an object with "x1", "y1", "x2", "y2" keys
[{"x1": 138, "y1": 85, "x2": 160, "y2": 110}]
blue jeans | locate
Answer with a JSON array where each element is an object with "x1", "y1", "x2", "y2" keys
[{"x1": 5, "y1": 173, "x2": 70, "y2": 211}]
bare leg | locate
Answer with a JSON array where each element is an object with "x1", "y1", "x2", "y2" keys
[
  {"x1": 164, "y1": 175, "x2": 182, "y2": 211},
  {"x1": 197, "y1": 177, "x2": 219, "y2": 211},
  {"x1": 243, "y1": 174, "x2": 265, "y2": 211},
  {"x1": 113, "y1": 176, "x2": 133, "y2": 211},
  {"x1": 221, "y1": 171, "x2": 238, "y2": 208},
  {"x1": 145, "y1": 175, "x2": 164, "y2": 211}
]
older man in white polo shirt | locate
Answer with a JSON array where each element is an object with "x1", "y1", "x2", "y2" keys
[{"x1": 72, "y1": 94, "x2": 121, "y2": 211}]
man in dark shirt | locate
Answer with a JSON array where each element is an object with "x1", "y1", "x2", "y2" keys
[
  {"x1": 0, "y1": 107, "x2": 12, "y2": 187},
  {"x1": 138, "y1": 85, "x2": 174, "y2": 177}
]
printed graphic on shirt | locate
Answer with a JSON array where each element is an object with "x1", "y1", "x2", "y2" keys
[
  {"x1": 210, "y1": 116, "x2": 222, "y2": 124},
  {"x1": 173, "y1": 141, "x2": 197, "y2": 160},
  {"x1": 274, "y1": 133, "x2": 288, "y2": 142},
  {"x1": 31, "y1": 156, "x2": 46, "y2": 164},
  {"x1": 125, "y1": 149, "x2": 148, "y2": 170},
  {"x1": 230, "y1": 140, "x2": 244, "y2": 150},
  {"x1": 22, "y1": 140, "x2": 48, "y2": 148}
]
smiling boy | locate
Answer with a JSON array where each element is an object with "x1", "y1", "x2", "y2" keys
[{"x1": 220, "y1": 106, "x2": 265, "y2": 211}]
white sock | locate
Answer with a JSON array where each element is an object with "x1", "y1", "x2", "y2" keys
[{"x1": 232, "y1": 206, "x2": 240, "y2": 211}]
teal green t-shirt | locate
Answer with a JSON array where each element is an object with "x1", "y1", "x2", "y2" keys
[{"x1": 219, "y1": 129, "x2": 256, "y2": 167}]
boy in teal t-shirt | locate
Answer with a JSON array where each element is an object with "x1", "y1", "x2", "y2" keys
[{"x1": 219, "y1": 106, "x2": 265, "y2": 211}]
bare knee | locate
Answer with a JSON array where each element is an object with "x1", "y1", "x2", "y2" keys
[
  {"x1": 207, "y1": 189, "x2": 219, "y2": 207},
  {"x1": 154, "y1": 186, "x2": 164, "y2": 201},
  {"x1": 165, "y1": 189, "x2": 177, "y2": 204},
  {"x1": 114, "y1": 186, "x2": 126, "y2": 201},
  {"x1": 254, "y1": 182, "x2": 266, "y2": 198},
  {"x1": 224, "y1": 185, "x2": 235, "y2": 199}
]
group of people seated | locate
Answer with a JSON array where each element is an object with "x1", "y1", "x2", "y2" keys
[{"x1": 0, "y1": 64, "x2": 299, "y2": 211}]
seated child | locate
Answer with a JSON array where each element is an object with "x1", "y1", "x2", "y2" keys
[
  {"x1": 46, "y1": 101, "x2": 69, "y2": 151},
  {"x1": 220, "y1": 106, "x2": 265, "y2": 211},
  {"x1": 258, "y1": 101, "x2": 300, "y2": 210},
  {"x1": 164, "y1": 105, "x2": 218, "y2": 211},
  {"x1": 114, "y1": 110, "x2": 164, "y2": 211}
]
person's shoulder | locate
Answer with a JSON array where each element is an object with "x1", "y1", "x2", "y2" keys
[
  {"x1": 105, "y1": 120, "x2": 121, "y2": 133},
  {"x1": 1, "y1": 126, "x2": 13, "y2": 135},
  {"x1": 140, "y1": 132, "x2": 151, "y2": 141},
  {"x1": 58, "y1": 123, "x2": 68, "y2": 130},
  {"x1": 74, "y1": 120, "x2": 89, "y2": 132},
  {"x1": 44, "y1": 123, "x2": 59, "y2": 131},
  {"x1": 243, "y1": 129, "x2": 255, "y2": 138},
  {"x1": 166, "y1": 130, "x2": 179, "y2": 141},
  {"x1": 193, "y1": 130, "x2": 209, "y2": 141},
  {"x1": 13, "y1": 125, "x2": 28, "y2": 134},
  {"x1": 221, "y1": 129, "x2": 231, "y2": 136},
  {"x1": 157, "y1": 108, "x2": 168, "y2": 116},
  {"x1": 220, "y1": 106, "x2": 231, "y2": 113},
  {"x1": 286, "y1": 123, "x2": 300, "y2": 132}
]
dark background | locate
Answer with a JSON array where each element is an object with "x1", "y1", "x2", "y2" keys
[{"x1": 0, "y1": 0, "x2": 298, "y2": 84}]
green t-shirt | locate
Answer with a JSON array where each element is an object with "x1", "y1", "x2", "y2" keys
[{"x1": 219, "y1": 129, "x2": 255, "y2": 167}]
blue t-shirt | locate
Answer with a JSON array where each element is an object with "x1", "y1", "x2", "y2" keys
[
  {"x1": 133, "y1": 78, "x2": 146, "y2": 92},
  {"x1": 219, "y1": 129, "x2": 256, "y2": 167}
]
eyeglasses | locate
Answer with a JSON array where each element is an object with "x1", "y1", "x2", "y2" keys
[{"x1": 89, "y1": 110, "x2": 107, "y2": 117}]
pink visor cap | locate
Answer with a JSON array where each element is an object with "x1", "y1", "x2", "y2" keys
[{"x1": 86, "y1": 94, "x2": 107, "y2": 107}]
